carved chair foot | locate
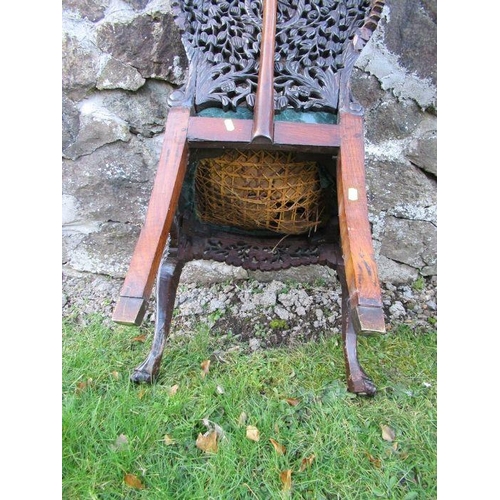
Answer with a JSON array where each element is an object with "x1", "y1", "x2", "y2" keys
[
  {"x1": 130, "y1": 358, "x2": 161, "y2": 384},
  {"x1": 343, "y1": 325, "x2": 377, "y2": 397},
  {"x1": 347, "y1": 370, "x2": 377, "y2": 396},
  {"x1": 131, "y1": 370, "x2": 153, "y2": 384}
]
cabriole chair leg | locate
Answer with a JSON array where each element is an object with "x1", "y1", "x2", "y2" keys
[{"x1": 131, "y1": 248, "x2": 184, "y2": 383}]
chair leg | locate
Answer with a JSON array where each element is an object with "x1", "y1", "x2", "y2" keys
[
  {"x1": 338, "y1": 265, "x2": 377, "y2": 396},
  {"x1": 131, "y1": 248, "x2": 184, "y2": 383}
]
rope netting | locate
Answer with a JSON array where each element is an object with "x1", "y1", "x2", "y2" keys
[{"x1": 195, "y1": 150, "x2": 326, "y2": 235}]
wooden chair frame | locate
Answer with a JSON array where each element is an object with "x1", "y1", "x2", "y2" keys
[{"x1": 113, "y1": 0, "x2": 386, "y2": 396}]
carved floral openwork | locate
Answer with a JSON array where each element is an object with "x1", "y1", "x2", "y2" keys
[
  {"x1": 171, "y1": 0, "x2": 381, "y2": 112},
  {"x1": 202, "y1": 237, "x2": 322, "y2": 270}
]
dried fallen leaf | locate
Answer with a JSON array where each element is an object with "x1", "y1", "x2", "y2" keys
[
  {"x1": 196, "y1": 430, "x2": 218, "y2": 453},
  {"x1": 381, "y1": 424, "x2": 396, "y2": 442},
  {"x1": 138, "y1": 388, "x2": 146, "y2": 400},
  {"x1": 163, "y1": 434, "x2": 175, "y2": 446},
  {"x1": 75, "y1": 378, "x2": 93, "y2": 394},
  {"x1": 246, "y1": 425, "x2": 260, "y2": 442},
  {"x1": 110, "y1": 434, "x2": 128, "y2": 451},
  {"x1": 111, "y1": 371, "x2": 120, "y2": 380},
  {"x1": 269, "y1": 438, "x2": 286, "y2": 455},
  {"x1": 168, "y1": 384, "x2": 179, "y2": 396},
  {"x1": 299, "y1": 454, "x2": 316, "y2": 472},
  {"x1": 124, "y1": 473, "x2": 145, "y2": 489},
  {"x1": 280, "y1": 469, "x2": 292, "y2": 492},
  {"x1": 131, "y1": 334, "x2": 147, "y2": 342},
  {"x1": 76, "y1": 381, "x2": 87, "y2": 394},
  {"x1": 238, "y1": 412, "x2": 248, "y2": 426},
  {"x1": 200, "y1": 359, "x2": 211, "y2": 378},
  {"x1": 366, "y1": 452, "x2": 381, "y2": 468},
  {"x1": 285, "y1": 398, "x2": 300, "y2": 406}
]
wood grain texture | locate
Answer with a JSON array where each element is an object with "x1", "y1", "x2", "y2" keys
[
  {"x1": 273, "y1": 121, "x2": 341, "y2": 150},
  {"x1": 113, "y1": 107, "x2": 191, "y2": 325},
  {"x1": 188, "y1": 116, "x2": 253, "y2": 144},
  {"x1": 337, "y1": 112, "x2": 384, "y2": 334},
  {"x1": 188, "y1": 117, "x2": 340, "y2": 151}
]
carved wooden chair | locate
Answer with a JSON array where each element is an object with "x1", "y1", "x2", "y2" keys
[{"x1": 112, "y1": 0, "x2": 386, "y2": 396}]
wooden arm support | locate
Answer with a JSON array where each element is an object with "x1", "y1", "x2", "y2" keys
[
  {"x1": 113, "y1": 107, "x2": 191, "y2": 325},
  {"x1": 337, "y1": 112, "x2": 385, "y2": 335}
]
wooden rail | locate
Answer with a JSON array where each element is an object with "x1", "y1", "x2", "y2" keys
[{"x1": 188, "y1": 117, "x2": 341, "y2": 151}]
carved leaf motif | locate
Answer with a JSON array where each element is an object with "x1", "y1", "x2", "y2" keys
[
  {"x1": 232, "y1": 36, "x2": 244, "y2": 49},
  {"x1": 221, "y1": 81, "x2": 236, "y2": 93},
  {"x1": 246, "y1": 93, "x2": 255, "y2": 108},
  {"x1": 221, "y1": 95, "x2": 231, "y2": 110},
  {"x1": 276, "y1": 95, "x2": 288, "y2": 110}
]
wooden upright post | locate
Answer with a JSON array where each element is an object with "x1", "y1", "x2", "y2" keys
[
  {"x1": 337, "y1": 112, "x2": 385, "y2": 335},
  {"x1": 251, "y1": 0, "x2": 277, "y2": 144},
  {"x1": 113, "y1": 107, "x2": 191, "y2": 325}
]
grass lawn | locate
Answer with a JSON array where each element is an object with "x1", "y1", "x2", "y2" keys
[{"x1": 62, "y1": 310, "x2": 436, "y2": 499}]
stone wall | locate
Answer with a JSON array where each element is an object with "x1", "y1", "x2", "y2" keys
[{"x1": 62, "y1": 0, "x2": 437, "y2": 293}]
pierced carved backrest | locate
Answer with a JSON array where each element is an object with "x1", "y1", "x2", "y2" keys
[{"x1": 171, "y1": 0, "x2": 385, "y2": 114}]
